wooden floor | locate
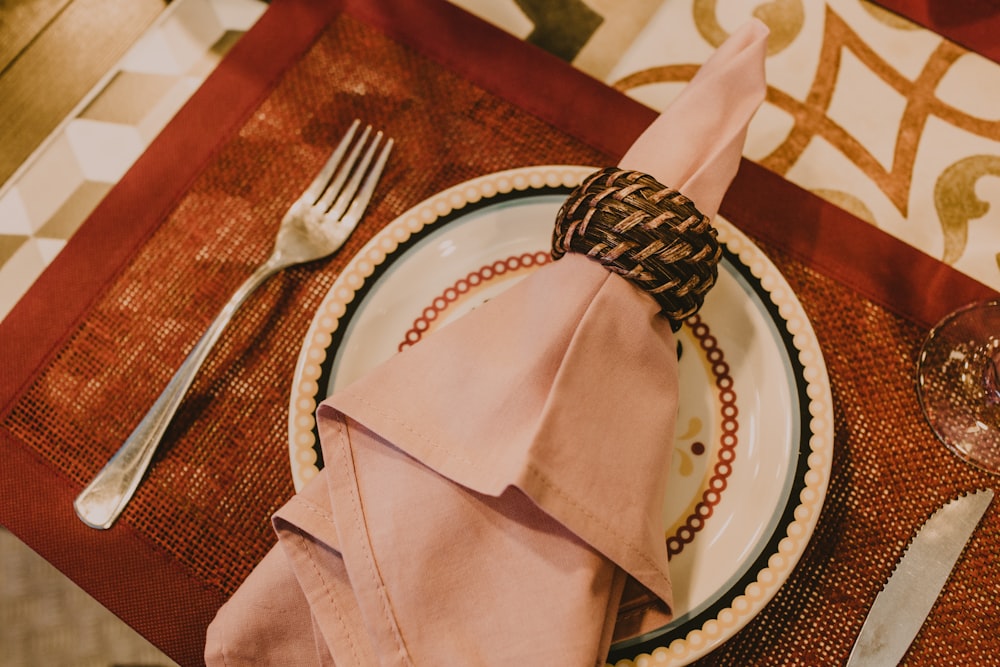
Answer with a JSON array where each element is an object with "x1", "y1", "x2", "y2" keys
[
  {"x1": 0, "y1": 0, "x2": 170, "y2": 185},
  {"x1": 1, "y1": 3, "x2": 174, "y2": 664}
]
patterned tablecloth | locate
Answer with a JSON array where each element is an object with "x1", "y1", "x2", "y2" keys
[{"x1": 2, "y1": 0, "x2": 999, "y2": 665}]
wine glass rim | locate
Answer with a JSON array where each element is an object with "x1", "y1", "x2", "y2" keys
[{"x1": 929, "y1": 298, "x2": 1000, "y2": 331}]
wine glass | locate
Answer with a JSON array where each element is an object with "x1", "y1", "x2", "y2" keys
[{"x1": 917, "y1": 299, "x2": 1000, "y2": 474}]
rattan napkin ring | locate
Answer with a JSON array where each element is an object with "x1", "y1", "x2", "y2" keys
[{"x1": 552, "y1": 167, "x2": 722, "y2": 331}]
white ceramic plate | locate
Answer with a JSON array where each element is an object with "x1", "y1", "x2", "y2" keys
[{"x1": 288, "y1": 166, "x2": 832, "y2": 665}]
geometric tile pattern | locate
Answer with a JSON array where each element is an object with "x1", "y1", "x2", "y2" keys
[{"x1": 0, "y1": 0, "x2": 268, "y2": 320}]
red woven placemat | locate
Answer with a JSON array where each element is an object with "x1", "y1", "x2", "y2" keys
[
  {"x1": 698, "y1": 243, "x2": 999, "y2": 666},
  {"x1": 2, "y1": 3, "x2": 616, "y2": 663}
]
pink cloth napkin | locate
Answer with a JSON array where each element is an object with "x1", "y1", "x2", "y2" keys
[{"x1": 206, "y1": 20, "x2": 767, "y2": 666}]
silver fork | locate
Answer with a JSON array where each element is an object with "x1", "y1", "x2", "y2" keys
[{"x1": 74, "y1": 119, "x2": 393, "y2": 530}]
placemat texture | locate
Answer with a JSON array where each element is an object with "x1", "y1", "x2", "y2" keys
[
  {"x1": 2, "y1": 0, "x2": 998, "y2": 664},
  {"x1": 2, "y1": 10, "x2": 610, "y2": 593},
  {"x1": 687, "y1": 246, "x2": 999, "y2": 666}
]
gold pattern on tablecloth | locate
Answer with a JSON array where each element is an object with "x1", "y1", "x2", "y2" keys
[
  {"x1": 693, "y1": 0, "x2": 806, "y2": 55},
  {"x1": 611, "y1": 2, "x2": 1000, "y2": 288},
  {"x1": 936, "y1": 155, "x2": 1000, "y2": 266}
]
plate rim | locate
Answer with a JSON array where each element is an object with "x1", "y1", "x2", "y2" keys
[{"x1": 287, "y1": 165, "x2": 833, "y2": 666}]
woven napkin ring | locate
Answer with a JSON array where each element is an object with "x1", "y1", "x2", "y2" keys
[{"x1": 552, "y1": 167, "x2": 722, "y2": 331}]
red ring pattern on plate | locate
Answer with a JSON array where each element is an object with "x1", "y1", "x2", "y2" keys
[
  {"x1": 398, "y1": 251, "x2": 552, "y2": 351},
  {"x1": 397, "y1": 255, "x2": 739, "y2": 561},
  {"x1": 667, "y1": 312, "x2": 739, "y2": 559},
  {"x1": 289, "y1": 167, "x2": 833, "y2": 666}
]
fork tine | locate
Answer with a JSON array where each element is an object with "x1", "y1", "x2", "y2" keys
[
  {"x1": 341, "y1": 137, "x2": 393, "y2": 226},
  {"x1": 326, "y1": 130, "x2": 384, "y2": 221},
  {"x1": 316, "y1": 124, "x2": 372, "y2": 212},
  {"x1": 299, "y1": 119, "x2": 360, "y2": 206}
]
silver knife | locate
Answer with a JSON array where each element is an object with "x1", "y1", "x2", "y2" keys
[{"x1": 846, "y1": 488, "x2": 994, "y2": 666}]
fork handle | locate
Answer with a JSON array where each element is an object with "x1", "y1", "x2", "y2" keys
[{"x1": 74, "y1": 260, "x2": 282, "y2": 529}]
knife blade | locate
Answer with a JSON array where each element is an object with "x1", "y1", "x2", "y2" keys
[{"x1": 846, "y1": 488, "x2": 994, "y2": 666}]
